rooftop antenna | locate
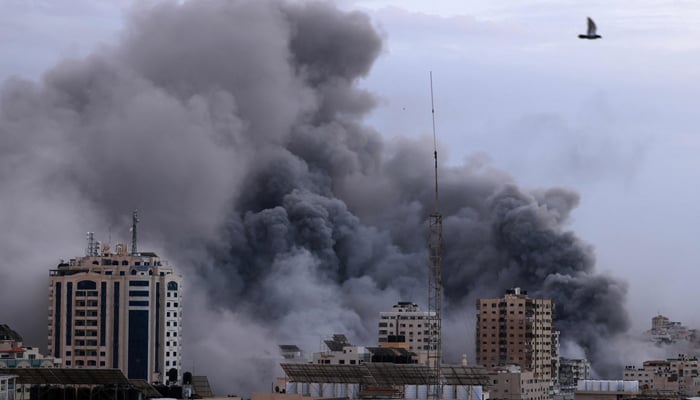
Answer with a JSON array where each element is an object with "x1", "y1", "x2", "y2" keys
[
  {"x1": 86, "y1": 232, "x2": 96, "y2": 257},
  {"x1": 131, "y1": 209, "x2": 139, "y2": 256},
  {"x1": 427, "y1": 71, "x2": 443, "y2": 400}
]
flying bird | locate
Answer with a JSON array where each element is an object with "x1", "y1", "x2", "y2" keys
[{"x1": 578, "y1": 17, "x2": 602, "y2": 39}]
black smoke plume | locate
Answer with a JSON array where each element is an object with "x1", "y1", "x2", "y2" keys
[{"x1": 0, "y1": 0, "x2": 629, "y2": 394}]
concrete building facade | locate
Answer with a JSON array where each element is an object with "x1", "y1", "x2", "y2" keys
[
  {"x1": 622, "y1": 356, "x2": 700, "y2": 397},
  {"x1": 488, "y1": 366, "x2": 550, "y2": 400},
  {"x1": 558, "y1": 358, "x2": 591, "y2": 400},
  {"x1": 476, "y1": 288, "x2": 557, "y2": 386},
  {"x1": 312, "y1": 336, "x2": 371, "y2": 366},
  {"x1": 378, "y1": 302, "x2": 437, "y2": 365},
  {"x1": 48, "y1": 239, "x2": 182, "y2": 383}
]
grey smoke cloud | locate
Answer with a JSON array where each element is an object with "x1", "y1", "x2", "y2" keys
[{"x1": 0, "y1": 0, "x2": 631, "y2": 395}]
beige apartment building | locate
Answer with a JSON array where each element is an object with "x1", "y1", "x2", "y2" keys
[
  {"x1": 476, "y1": 288, "x2": 557, "y2": 386},
  {"x1": 622, "y1": 356, "x2": 700, "y2": 397},
  {"x1": 48, "y1": 233, "x2": 182, "y2": 383},
  {"x1": 488, "y1": 365, "x2": 550, "y2": 400}
]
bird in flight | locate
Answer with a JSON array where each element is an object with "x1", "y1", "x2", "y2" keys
[{"x1": 578, "y1": 17, "x2": 602, "y2": 39}]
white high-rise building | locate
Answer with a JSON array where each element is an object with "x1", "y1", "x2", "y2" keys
[{"x1": 48, "y1": 236, "x2": 182, "y2": 383}]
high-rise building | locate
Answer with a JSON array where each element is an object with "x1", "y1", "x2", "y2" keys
[
  {"x1": 475, "y1": 288, "x2": 557, "y2": 385},
  {"x1": 378, "y1": 302, "x2": 437, "y2": 366},
  {"x1": 48, "y1": 235, "x2": 182, "y2": 383}
]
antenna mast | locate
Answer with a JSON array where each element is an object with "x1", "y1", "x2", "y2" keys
[
  {"x1": 131, "y1": 209, "x2": 139, "y2": 256},
  {"x1": 427, "y1": 71, "x2": 443, "y2": 400}
]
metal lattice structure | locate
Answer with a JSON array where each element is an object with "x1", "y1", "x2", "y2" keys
[
  {"x1": 0, "y1": 368, "x2": 129, "y2": 385},
  {"x1": 427, "y1": 72, "x2": 443, "y2": 400},
  {"x1": 281, "y1": 363, "x2": 490, "y2": 387}
]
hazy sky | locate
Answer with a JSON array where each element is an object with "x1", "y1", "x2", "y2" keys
[
  {"x1": 351, "y1": 0, "x2": 700, "y2": 332},
  {"x1": 2, "y1": 0, "x2": 700, "y2": 390}
]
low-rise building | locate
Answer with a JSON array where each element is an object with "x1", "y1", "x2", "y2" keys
[
  {"x1": 558, "y1": 358, "x2": 591, "y2": 399},
  {"x1": 623, "y1": 355, "x2": 700, "y2": 397},
  {"x1": 0, "y1": 324, "x2": 60, "y2": 368},
  {"x1": 488, "y1": 365, "x2": 549, "y2": 400},
  {"x1": 312, "y1": 335, "x2": 371, "y2": 365}
]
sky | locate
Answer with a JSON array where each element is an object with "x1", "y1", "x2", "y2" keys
[
  {"x1": 350, "y1": 0, "x2": 700, "y2": 329},
  {"x1": 2, "y1": 0, "x2": 700, "y2": 394}
]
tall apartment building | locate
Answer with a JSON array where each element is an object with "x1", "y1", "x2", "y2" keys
[
  {"x1": 476, "y1": 288, "x2": 557, "y2": 385},
  {"x1": 378, "y1": 302, "x2": 437, "y2": 366},
  {"x1": 48, "y1": 232, "x2": 182, "y2": 383}
]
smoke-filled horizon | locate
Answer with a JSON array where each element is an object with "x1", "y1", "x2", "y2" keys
[{"x1": 0, "y1": 0, "x2": 635, "y2": 395}]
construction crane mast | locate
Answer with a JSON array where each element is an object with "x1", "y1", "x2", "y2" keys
[{"x1": 427, "y1": 72, "x2": 443, "y2": 400}]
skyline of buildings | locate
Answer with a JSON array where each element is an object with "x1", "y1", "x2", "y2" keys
[{"x1": 5, "y1": 234, "x2": 700, "y2": 400}]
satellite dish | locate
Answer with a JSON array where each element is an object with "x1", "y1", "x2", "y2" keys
[{"x1": 183, "y1": 372, "x2": 192, "y2": 385}]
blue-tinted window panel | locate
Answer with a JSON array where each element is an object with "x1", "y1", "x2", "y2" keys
[
  {"x1": 113, "y1": 282, "x2": 120, "y2": 368},
  {"x1": 66, "y1": 282, "x2": 73, "y2": 346},
  {"x1": 167, "y1": 282, "x2": 178, "y2": 291},
  {"x1": 129, "y1": 281, "x2": 149, "y2": 286},
  {"x1": 100, "y1": 282, "x2": 107, "y2": 346},
  {"x1": 129, "y1": 301, "x2": 149, "y2": 307},
  {"x1": 129, "y1": 290, "x2": 149, "y2": 297},
  {"x1": 128, "y1": 310, "x2": 149, "y2": 379}
]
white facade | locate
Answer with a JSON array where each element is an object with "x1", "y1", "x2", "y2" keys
[
  {"x1": 312, "y1": 345, "x2": 371, "y2": 365},
  {"x1": 48, "y1": 241, "x2": 182, "y2": 383},
  {"x1": 378, "y1": 302, "x2": 437, "y2": 361},
  {"x1": 0, "y1": 375, "x2": 17, "y2": 400}
]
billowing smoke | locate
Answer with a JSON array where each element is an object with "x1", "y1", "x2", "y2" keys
[{"x1": 0, "y1": 0, "x2": 631, "y2": 395}]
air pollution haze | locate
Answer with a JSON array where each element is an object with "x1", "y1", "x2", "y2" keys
[{"x1": 0, "y1": 0, "x2": 631, "y2": 395}]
